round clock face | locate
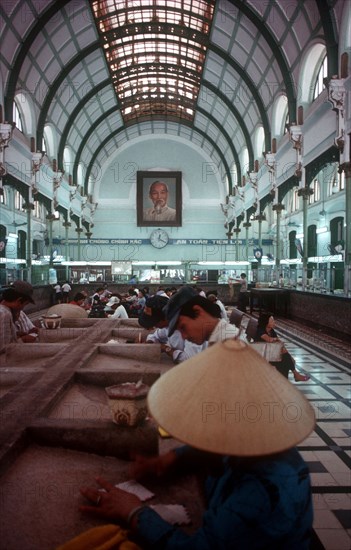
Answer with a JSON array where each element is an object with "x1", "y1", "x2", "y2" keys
[{"x1": 150, "y1": 229, "x2": 169, "y2": 248}]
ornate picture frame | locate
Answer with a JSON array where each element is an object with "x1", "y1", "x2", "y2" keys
[{"x1": 136, "y1": 171, "x2": 182, "y2": 227}]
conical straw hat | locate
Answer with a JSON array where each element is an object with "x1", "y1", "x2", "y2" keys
[{"x1": 147, "y1": 340, "x2": 315, "y2": 456}]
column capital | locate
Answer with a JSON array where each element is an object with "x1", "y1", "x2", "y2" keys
[
  {"x1": 297, "y1": 187, "x2": 313, "y2": 198},
  {"x1": 272, "y1": 203, "x2": 285, "y2": 213},
  {"x1": 23, "y1": 202, "x2": 35, "y2": 211},
  {"x1": 62, "y1": 221, "x2": 71, "y2": 228},
  {"x1": 243, "y1": 222, "x2": 251, "y2": 228},
  {"x1": 253, "y1": 213, "x2": 266, "y2": 222},
  {"x1": 75, "y1": 227, "x2": 84, "y2": 233},
  {"x1": 233, "y1": 228, "x2": 241, "y2": 234},
  {"x1": 339, "y1": 162, "x2": 351, "y2": 178}
]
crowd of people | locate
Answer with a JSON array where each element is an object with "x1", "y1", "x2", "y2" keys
[
  {"x1": 73, "y1": 285, "x2": 315, "y2": 549},
  {"x1": 1, "y1": 281, "x2": 315, "y2": 548}
]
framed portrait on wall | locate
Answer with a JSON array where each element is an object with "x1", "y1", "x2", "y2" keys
[{"x1": 137, "y1": 171, "x2": 182, "y2": 227}]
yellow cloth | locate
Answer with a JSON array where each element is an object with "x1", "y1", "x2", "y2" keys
[
  {"x1": 158, "y1": 426, "x2": 171, "y2": 438},
  {"x1": 56, "y1": 524, "x2": 141, "y2": 550}
]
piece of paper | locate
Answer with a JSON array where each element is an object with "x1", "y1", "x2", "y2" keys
[
  {"x1": 115, "y1": 480, "x2": 155, "y2": 501},
  {"x1": 150, "y1": 504, "x2": 191, "y2": 525}
]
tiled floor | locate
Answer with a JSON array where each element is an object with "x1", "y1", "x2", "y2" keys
[{"x1": 279, "y1": 332, "x2": 351, "y2": 550}]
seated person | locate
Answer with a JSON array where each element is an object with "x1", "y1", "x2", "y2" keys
[
  {"x1": 0, "y1": 281, "x2": 35, "y2": 349},
  {"x1": 78, "y1": 340, "x2": 315, "y2": 549},
  {"x1": 138, "y1": 293, "x2": 206, "y2": 364},
  {"x1": 129, "y1": 289, "x2": 146, "y2": 316},
  {"x1": 88, "y1": 297, "x2": 107, "y2": 318},
  {"x1": 15, "y1": 309, "x2": 39, "y2": 342},
  {"x1": 255, "y1": 312, "x2": 310, "y2": 381},
  {"x1": 206, "y1": 291, "x2": 228, "y2": 321},
  {"x1": 69, "y1": 292, "x2": 90, "y2": 309},
  {"x1": 105, "y1": 294, "x2": 128, "y2": 319}
]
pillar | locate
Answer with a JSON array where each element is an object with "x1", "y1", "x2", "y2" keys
[
  {"x1": 233, "y1": 228, "x2": 241, "y2": 261},
  {"x1": 63, "y1": 220, "x2": 71, "y2": 281},
  {"x1": 75, "y1": 225, "x2": 83, "y2": 261},
  {"x1": 341, "y1": 162, "x2": 351, "y2": 295},
  {"x1": 272, "y1": 203, "x2": 285, "y2": 284},
  {"x1": 243, "y1": 222, "x2": 251, "y2": 261},
  {"x1": 297, "y1": 187, "x2": 313, "y2": 290},
  {"x1": 24, "y1": 202, "x2": 33, "y2": 283}
]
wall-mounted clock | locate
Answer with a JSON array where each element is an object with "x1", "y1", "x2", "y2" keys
[{"x1": 150, "y1": 228, "x2": 169, "y2": 248}]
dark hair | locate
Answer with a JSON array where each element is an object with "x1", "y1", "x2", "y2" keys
[
  {"x1": 178, "y1": 296, "x2": 221, "y2": 319},
  {"x1": 73, "y1": 292, "x2": 85, "y2": 301},
  {"x1": 1, "y1": 288, "x2": 28, "y2": 303},
  {"x1": 240, "y1": 273, "x2": 246, "y2": 278},
  {"x1": 206, "y1": 289, "x2": 218, "y2": 297},
  {"x1": 257, "y1": 312, "x2": 274, "y2": 329}
]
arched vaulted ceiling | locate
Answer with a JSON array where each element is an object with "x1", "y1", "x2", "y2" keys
[{"x1": 1, "y1": 0, "x2": 338, "y2": 197}]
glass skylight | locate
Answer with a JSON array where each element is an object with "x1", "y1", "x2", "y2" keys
[{"x1": 92, "y1": 0, "x2": 215, "y2": 123}]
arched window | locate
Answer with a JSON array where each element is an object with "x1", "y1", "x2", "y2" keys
[
  {"x1": 307, "y1": 225, "x2": 317, "y2": 257},
  {"x1": 15, "y1": 191, "x2": 25, "y2": 211},
  {"x1": 292, "y1": 189, "x2": 300, "y2": 211},
  {"x1": 241, "y1": 148, "x2": 249, "y2": 181},
  {"x1": 63, "y1": 147, "x2": 73, "y2": 176},
  {"x1": 289, "y1": 230, "x2": 297, "y2": 259},
  {"x1": 313, "y1": 55, "x2": 327, "y2": 100},
  {"x1": 17, "y1": 230, "x2": 26, "y2": 260},
  {"x1": 0, "y1": 187, "x2": 7, "y2": 205},
  {"x1": 330, "y1": 217, "x2": 344, "y2": 248},
  {"x1": 309, "y1": 179, "x2": 320, "y2": 204},
  {"x1": 13, "y1": 102, "x2": 23, "y2": 132},
  {"x1": 271, "y1": 94, "x2": 288, "y2": 137},
  {"x1": 254, "y1": 126, "x2": 265, "y2": 160},
  {"x1": 299, "y1": 44, "x2": 326, "y2": 105},
  {"x1": 43, "y1": 125, "x2": 57, "y2": 159},
  {"x1": 14, "y1": 92, "x2": 36, "y2": 136}
]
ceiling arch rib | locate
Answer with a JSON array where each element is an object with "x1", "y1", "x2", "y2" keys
[
  {"x1": 68, "y1": 101, "x2": 238, "y2": 193},
  {"x1": 206, "y1": 45, "x2": 271, "y2": 154},
  {"x1": 3, "y1": 0, "x2": 72, "y2": 121},
  {"x1": 315, "y1": 0, "x2": 339, "y2": 76},
  {"x1": 2, "y1": 0, "x2": 336, "y2": 221},
  {"x1": 57, "y1": 79, "x2": 114, "y2": 170},
  {"x1": 36, "y1": 42, "x2": 101, "y2": 155},
  {"x1": 84, "y1": 122, "x2": 232, "y2": 195},
  {"x1": 226, "y1": 0, "x2": 297, "y2": 122}
]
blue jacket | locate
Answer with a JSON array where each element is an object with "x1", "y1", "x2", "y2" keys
[{"x1": 135, "y1": 447, "x2": 312, "y2": 549}]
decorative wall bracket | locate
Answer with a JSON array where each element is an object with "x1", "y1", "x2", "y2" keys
[
  {"x1": 288, "y1": 124, "x2": 303, "y2": 151},
  {"x1": 326, "y1": 76, "x2": 347, "y2": 157},
  {"x1": 69, "y1": 185, "x2": 78, "y2": 201}
]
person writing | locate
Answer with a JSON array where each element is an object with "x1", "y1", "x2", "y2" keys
[
  {"x1": 77, "y1": 340, "x2": 315, "y2": 549},
  {"x1": 143, "y1": 181, "x2": 176, "y2": 222},
  {"x1": 138, "y1": 292, "x2": 207, "y2": 364}
]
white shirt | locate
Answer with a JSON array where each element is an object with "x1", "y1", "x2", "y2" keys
[
  {"x1": 61, "y1": 283, "x2": 71, "y2": 293},
  {"x1": 208, "y1": 318, "x2": 245, "y2": 345},
  {"x1": 216, "y1": 299, "x2": 228, "y2": 321},
  {"x1": 146, "y1": 327, "x2": 206, "y2": 363},
  {"x1": 15, "y1": 311, "x2": 36, "y2": 333},
  {"x1": 109, "y1": 305, "x2": 129, "y2": 319}
]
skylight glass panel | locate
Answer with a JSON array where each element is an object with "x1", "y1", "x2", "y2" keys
[{"x1": 92, "y1": 0, "x2": 215, "y2": 123}]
